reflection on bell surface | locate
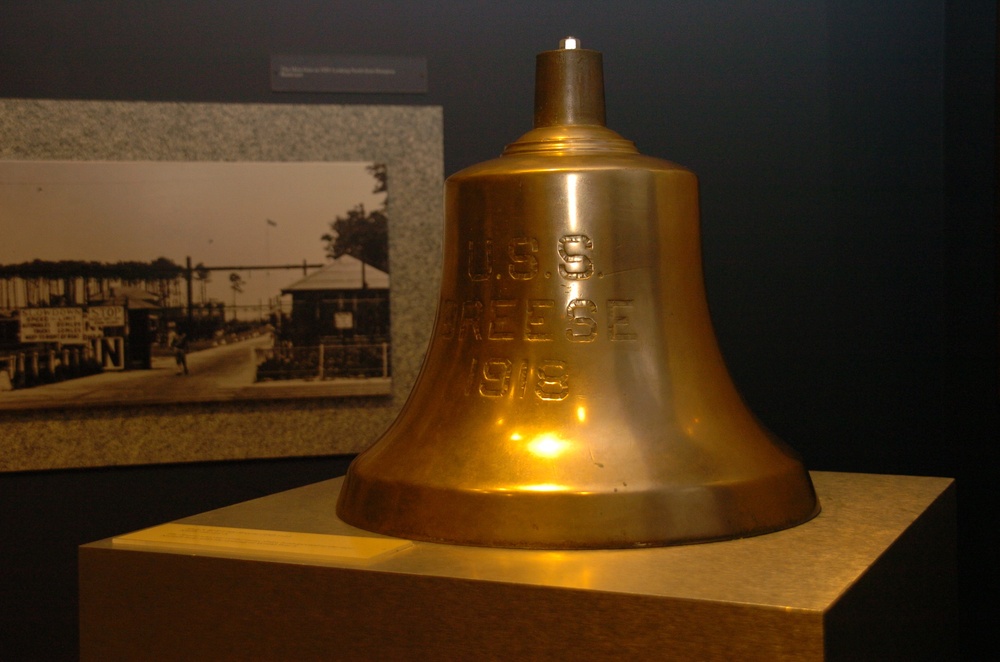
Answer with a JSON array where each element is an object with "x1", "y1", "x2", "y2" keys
[{"x1": 336, "y1": 38, "x2": 819, "y2": 548}]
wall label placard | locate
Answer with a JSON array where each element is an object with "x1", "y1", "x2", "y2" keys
[{"x1": 271, "y1": 54, "x2": 428, "y2": 94}]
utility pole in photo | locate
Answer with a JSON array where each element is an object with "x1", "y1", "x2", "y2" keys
[{"x1": 229, "y1": 272, "x2": 245, "y2": 321}]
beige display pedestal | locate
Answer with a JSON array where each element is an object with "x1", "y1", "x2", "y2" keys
[{"x1": 80, "y1": 472, "x2": 956, "y2": 661}]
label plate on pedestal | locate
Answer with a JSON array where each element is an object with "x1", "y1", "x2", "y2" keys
[{"x1": 113, "y1": 524, "x2": 411, "y2": 563}]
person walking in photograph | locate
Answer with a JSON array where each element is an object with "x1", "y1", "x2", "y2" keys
[{"x1": 170, "y1": 327, "x2": 189, "y2": 375}]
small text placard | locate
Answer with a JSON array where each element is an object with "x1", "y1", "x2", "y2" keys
[
  {"x1": 271, "y1": 54, "x2": 428, "y2": 93},
  {"x1": 113, "y1": 523, "x2": 411, "y2": 563}
]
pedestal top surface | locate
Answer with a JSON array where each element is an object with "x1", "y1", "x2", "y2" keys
[{"x1": 89, "y1": 471, "x2": 953, "y2": 613}]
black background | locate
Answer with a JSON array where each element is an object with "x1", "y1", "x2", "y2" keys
[{"x1": 1, "y1": 1, "x2": 995, "y2": 658}]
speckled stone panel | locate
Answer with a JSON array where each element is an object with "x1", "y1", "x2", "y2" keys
[{"x1": 0, "y1": 99, "x2": 443, "y2": 471}]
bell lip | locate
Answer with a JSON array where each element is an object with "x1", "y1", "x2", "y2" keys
[
  {"x1": 336, "y1": 467, "x2": 821, "y2": 550},
  {"x1": 360, "y1": 505, "x2": 823, "y2": 551}
]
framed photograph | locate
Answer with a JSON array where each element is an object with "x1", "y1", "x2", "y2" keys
[
  {"x1": 0, "y1": 100, "x2": 443, "y2": 472},
  {"x1": 1, "y1": 159, "x2": 393, "y2": 407}
]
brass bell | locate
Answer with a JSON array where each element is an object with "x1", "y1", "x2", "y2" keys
[{"x1": 337, "y1": 38, "x2": 819, "y2": 548}]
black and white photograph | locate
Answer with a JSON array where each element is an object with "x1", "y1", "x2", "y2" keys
[{"x1": 0, "y1": 159, "x2": 392, "y2": 410}]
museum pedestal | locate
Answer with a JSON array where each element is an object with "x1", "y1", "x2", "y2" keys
[{"x1": 79, "y1": 472, "x2": 956, "y2": 661}]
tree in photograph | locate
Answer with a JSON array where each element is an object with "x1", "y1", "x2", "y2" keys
[
  {"x1": 194, "y1": 263, "x2": 211, "y2": 303},
  {"x1": 320, "y1": 163, "x2": 389, "y2": 278},
  {"x1": 149, "y1": 257, "x2": 182, "y2": 307},
  {"x1": 0, "y1": 257, "x2": 186, "y2": 308},
  {"x1": 321, "y1": 204, "x2": 389, "y2": 274},
  {"x1": 367, "y1": 163, "x2": 387, "y2": 194},
  {"x1": 229, "y1": 272, "x2": 245, "y2": 320}
]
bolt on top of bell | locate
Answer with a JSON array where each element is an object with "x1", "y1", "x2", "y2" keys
[{"x1": 335, "y1": 38, "x2": 819, "y2": 549}]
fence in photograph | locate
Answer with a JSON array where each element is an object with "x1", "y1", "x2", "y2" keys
[
  {"x1": 0, "y1": 346, "x2": 104, "y2": 391},
  {"x1": 254, "y1": 341, "x2": 390, "y2": 382}
]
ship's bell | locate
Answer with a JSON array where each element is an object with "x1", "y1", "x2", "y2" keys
[{"x1": 337, "y1": 38, "x2": 819, "y2": 548}]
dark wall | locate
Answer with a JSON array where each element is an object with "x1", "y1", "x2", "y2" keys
[{"x1": 1, "y1": 1, "x2": 995, "y2": 659}]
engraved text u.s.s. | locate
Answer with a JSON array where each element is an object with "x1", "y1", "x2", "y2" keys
[{"x1": 439, "y1": 231, "x2": 639, "y2": 402}]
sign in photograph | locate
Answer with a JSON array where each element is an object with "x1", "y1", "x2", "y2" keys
[
  {"x1": 17, "y1": 306, "x2": 125, "y2": 344},
  {"x1": 18, "y1": 307, "x2": 85, "y2": 344},
  {"x1": 84, "y1": 306, "x2": 126, "y2": 338}
]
